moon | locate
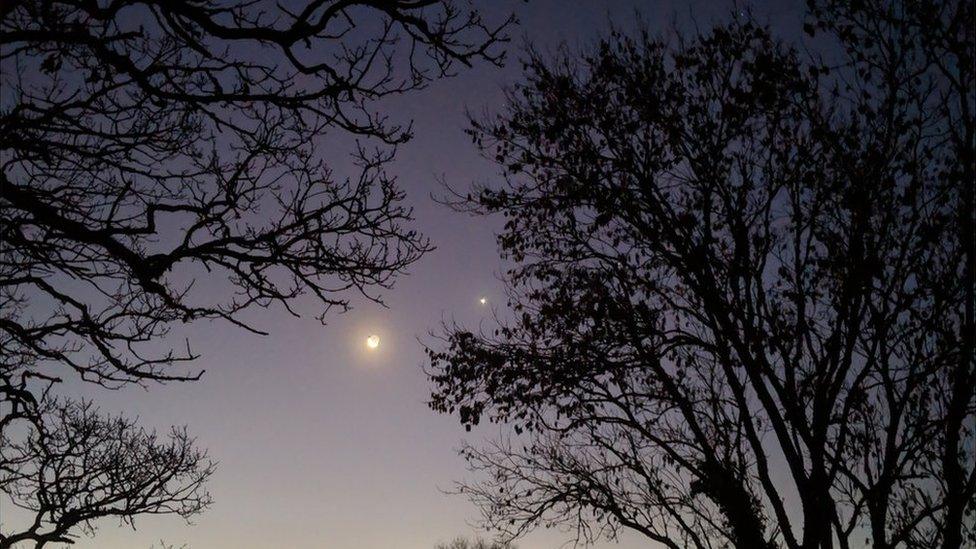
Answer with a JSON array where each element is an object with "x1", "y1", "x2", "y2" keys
[
  {"x1": 479, "y1": 297, "x2": 488, "y2": 305},
  {"x1": 366, "y1": 334, "x2": 380, "y2": 349}
]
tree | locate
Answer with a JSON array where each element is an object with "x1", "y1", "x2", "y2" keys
[
  {"x1": 0, "y1": 400, "x2": 213, "y2": 549},
  {"x1": 427, "y1": 2, "x2": 974, "y2": 548},
  {"x1": 1, "y1": 0, "x2": 511, "y2": 544},
  {"x1": 435, "y1": 536, "x2": 516, "y2": 549}
]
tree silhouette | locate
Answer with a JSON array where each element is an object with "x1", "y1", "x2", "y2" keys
[
  {"x1": 0, "y1": 400, "x2": 213, "y2": 549},
  {"x1": 1, "y1": 0, "x2": 511, "y2": 544},
  {"x1": 427, "y1": 1, "x2": 974, "y2": 548},
  {"x1": 434, "y1": 536, "x2": 516, "y2": 549}
]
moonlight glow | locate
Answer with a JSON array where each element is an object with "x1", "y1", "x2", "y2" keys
[
  {"x1": 366, "y1": 335, "x2": 380, "y2": 349},
  {"x1": 479, "y1": 297, "x2": 487, "y2": 305}
]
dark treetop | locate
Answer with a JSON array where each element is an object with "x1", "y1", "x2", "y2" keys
[{"x1": 428, "y1": 1, "x2": 975, "y2": 548}]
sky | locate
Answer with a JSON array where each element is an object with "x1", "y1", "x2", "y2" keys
[{"x1": 33, "y1": 1, "x2": 804, "y2": 548}]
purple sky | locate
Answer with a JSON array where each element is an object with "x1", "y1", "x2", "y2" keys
[{"x1": 49, "y1": 1, "x2": 805, "y2": 547}]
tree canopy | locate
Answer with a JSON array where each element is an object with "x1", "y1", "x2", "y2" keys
[
  {"x1": 428, "y1": 1, "x2": 974, "y2": 548},
  {"x1": 1, "y1": 0, "x2": 511, "y2": 544}
]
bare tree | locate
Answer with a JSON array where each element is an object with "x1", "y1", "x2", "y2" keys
[
  {"x1": 427, "y1": 2, "x2": 974, "y2": 548},
  {"x1": 1, "y1": 0, "x2": 512, "y2": 544},
  {"x1": 435, "y1": 536, "x2": 516, "y2": 549},
  {"x1": 0, "y1": 0, "x2": 511, "y2": 398},
  {"x1": 0, "y1": 399, "x2": 213, "y2": 549}
]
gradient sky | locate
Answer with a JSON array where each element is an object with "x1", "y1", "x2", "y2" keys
[{"x1": 38, "y1": 1, "x2": 805, "y2": 547}]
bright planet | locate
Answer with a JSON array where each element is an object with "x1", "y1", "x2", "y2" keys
[{"x1": 366, "y1": 334, "x2": 380, "y2": 349}]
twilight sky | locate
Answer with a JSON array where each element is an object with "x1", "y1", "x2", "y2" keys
[{"x1": 47, "y1": 1, "x2": 805, "y2": 547}]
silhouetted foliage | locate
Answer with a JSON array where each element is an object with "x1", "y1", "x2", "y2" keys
[
  {"x1": 428, "y1": 1, "x2": 974, "y2": 548},
  {"x1": 435, "y1": 536, "x2": 516, "y2": 549},
  {"x1": 0, "y1": 399, "x2": 213, "y2": 548},
  {"x1": 0, "y1": 0, "x2": 511, "y2": 544}
]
